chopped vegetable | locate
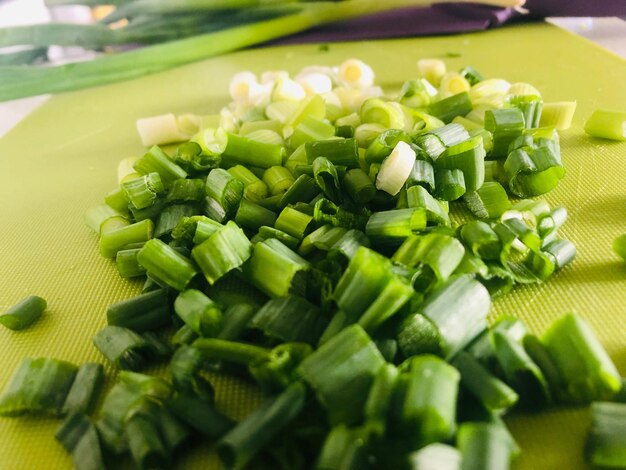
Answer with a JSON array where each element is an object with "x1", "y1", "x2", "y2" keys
[
  {"x1": 584, "y1": 109, "x2": 626, "y2": 141},
  {"x1": 0, "y1": 295, "x2": 46, "y2": 331}
]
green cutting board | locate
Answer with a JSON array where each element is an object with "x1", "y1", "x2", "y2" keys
[{"x1": 1, "y1": 22, "x2": 625, "y2": 469}]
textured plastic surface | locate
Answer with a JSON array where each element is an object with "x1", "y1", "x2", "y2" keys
[{"x1": 0, "y1": 22, "x2": 625, "y2": 469}]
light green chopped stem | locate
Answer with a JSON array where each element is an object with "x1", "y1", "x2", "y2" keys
[
  {"x1": 174, "y1": 289, "x2": 223, "y2": 337},
  {"x1": 0, "y1": 295, "x2": 46, "y2": 331},
  {"x1": 584, "y1": 109, "x2": 626, "y2": 141},
  {"x1": 137, "y1": 238, "x2": 197, "y2": 291}
]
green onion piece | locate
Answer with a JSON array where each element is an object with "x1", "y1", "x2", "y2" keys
[
  {"x1": 542, "y1": 313, "x2": 622, "y2": 403},
  {"x1": 397, "y1": 312, "x2": 444, "y2": 358},
  {"x1": 435, "y1": 168, "x2": 466, "y2": 201},
  {"x1": 222, "y1": 132, "x2": 285, "y2": 169},
  {"x1": 122, "y1": 172, "x2": 165, "y2": 210},
  {"x1": 192, "y1": 338, "x2": 269, "y2": 366},
  {"x1": 134, "y1": 145, "x2": 187, "y2": 186},
  {"x1": 205, "y1": 168, "x2": 244, "y2": 218},
  {"x1": 398, "y1": 78, "x2": 434, "y2": 108},
  {"x1": 106, "y1": 288, "x2": 170, "y2": 332},
  {"x1": 415, "y1": 123, "x2": 469, "y2": 159},
  {"x1": 204, "y1": 195, "x2": 227, "y2": 223},
  {"x1": 364, "y1": 363, "x2": 399, "y2": 438},
  {"x1": 192, "y1": 220, "x2": 252, "y2": 285},
  {"x1": 55, "y1": 412, "x2": 91, "y2": 452},
  {"x1": 125, "y1": 411, "x2": 170, "y2": 469},
  {"x1": 85, "y1": 204, "x2": 126, "y2": 234},
  {"x1": 254, "y1": 225, "x2": 300, "y2": 251},
  {"x1": 228, "y1": 165, "x2": 269, "y2": 202},
  {"x1": 361, "y1": 98, "x2": 406, "y2": 129},
  {"x1": 249, "y1": 343, "x2": 312, "y2": 392},
  {"x1": 459, "y1": 65, "x2": 484, "y2": 85},
  {"x1": 463, "y1": 181, "x2": 511, "y2": 219},
  {"x1": 504, "y1": 146, "x2": 565, "y2": 197},
  {"x1": 484, "y1": 160, "x2": 505, "y2": 184},
  {"x1": 365, "y1": 208, "x2": 427, "y2": 247},
  {"x1": 358, "y1": 275, "x2": 414, "y2": 334},
  {"x1": 61, "y1": 363, "x2": 104, "y2": 416},
  {"x1": 105, "y1": 188, "x2": 131, "y2": 216},
  {"x1": 235, "y1": 199, "x2": 277, "y2": 231},
  {"x1": 409, "y1": 443, "x2": 462, "y2": 470},
  {"x1": 169, "y1": 345, "x2": 214, "y2": 400},
  {"x1": 251, "y1": 296, "x2": 327, "y2": 345},
  {"x1": 173, "y1": 141, "x2": 220, "y2": 174},
  {"x1": 0, "y1": 295, "x2": 46, "y2": 331},
  {"x1": 278, "y1": 174, "x2": 321, "y2": 209},
  {"x1": 406, "y1": 159, "x2": 436, "y2": 193},
  {"x1": 391, "y1": 355, "x2": 460, "y2": 447},
  {"x1": 137, "y1": 238, "x2": 197, "y2": 291},
  {"x1": 305, "y1": 138, "x2": 359, "y2": 168},
  {"x1": 217, "y1": 382, "x2": 306, "y2": 469},
  {"x1": 355, "y1": 123, "x2": 386, "y2": 148},
  {"x1": 584, "y1": 109, "x2": 626, "y2": 141},
  {"x1": 364, "y1": 128, "x2": 412, "y2": 164},
  {"x1": 457, "y1": 422, "x2": 515, "y2": 470},
  {"x1": 586, "y1": 401, "x2": 626, "y2": 468},
  {"x1": 334, "y1": 246, "x2": 392, "y2": 322},
  {"x1": 452, "y1": 352, "x2": 518, "y2": 414},
  {"x1": 156, "y1": 407, "x2": 191, "y2": 455},
  {"x1": 542, "y1": 239, "x2": 576, "y2": 270},
  {"x1": 491, "y1": 327, "x2": 551, "y2": 407},
  {"x1": 508, "y1": 95, "x2": 543, "y2": 129},
  {"x1": 406, "y1": 185, "x2": 450, "y2": 226},
  {"x1": 522, "y1": 333, "x2": 565, "y2": 399},
  {"x1": 298, "y1": 224, "x2": 333, "y2": 256},
  {"x1": 343, "y1": 168, "x2": 376, "y2": 204},
  {"x1": 58, "y1": 414, "x2": 106, "y2": 470},
  {"x1": 421, "y1": 275, "x2": 490, "y2": 358},
  {"x1": 290, "y1": 115, "x2": 336, "y2": 149},
  {"x1": 116, "y1": 248, "x2": 147, "y2": 278},
  {"x1": 376, "y1": 141, "x2": 417, "y2": 196},
  {"x1": 166, "y1": 178, "x2": 205, "y2": 203},
  {"x1": 460, "y1": 220, "x2": 501, "y2": 260},
  {"x1": 329, "y1": 228, "x2": 370, "y2": 262},
  {"x1": 191, "y1": 218, "x2": 224, "y2": 244},
  {"x1": 275, "y1": 206, "x2": 314, "y2": 240},
  {"x1": 0, "y1": 357, "x2": 77, "y2": 417},
  {"x1": 218, "y1": 304, "x2": 256, "y2": 341},
  {"x1": 100, "y1": 218, "x2": 154, "y2": 258},
  {"x1": 299, "y1": 325, "x2": 385, "y2": 425},
  {"x1": 312, "y1": 156, "x2": 342, "y2": 203},
  {"x1": 244, "y1": 238, "x2": 310, "y2": 298},
  {"x1": 174, "y1": 289, "x2": 223, "y2": 337},
  {"x1": 614, "y1": 234, "x2": 626, "y2": 261},
  {"x1": 93, "y1": 326, "x2": 154, "y2": 370},
  {"x1": 484, "y1": 108, "x2": 526, "y2": 157},
  {"x1": 314, "y1": 198, "x2": 369, "y2": 231},
  {"x1": 263, "y1": 166, "x2": 295, "y2": 196},
  {"x1": 316, "y1": 424, "x2": 369, "y2": 470},
  {"x1": 435, "y1": 135, "x2": 485, "y2": 192},
  {"x1": 311, "y1": 226, "x2": 348, "y2": 251},
  {"x1": 167, "y1": 392, "x2": 234, "y2": 440},
  {"x1": 428, "y1": 91, "x2": 473, "y2": 123},
  {"x1": 130, "y1": 198, "x2": 166, "y2": 222},
  {"x1": 539, "y1": 101, "x2": 577, "y2": 130}
]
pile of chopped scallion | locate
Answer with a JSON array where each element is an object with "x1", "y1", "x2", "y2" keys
[{"x1": 1, "y1": 58, "x2": 624, "y2": 470}]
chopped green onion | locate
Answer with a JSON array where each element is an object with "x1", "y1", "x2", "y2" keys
[
  {"x1": 93, "y1": 326, "x2": 155, "y2": 370},
  {"x1": 364, "y1": 363, "x2": 399, "y2": 438},
  {"x1": 166, "y1": 178, "x2": 205, "y2": 203},
  {"x1": 263, "y1": 166, "x2": 295, "y2": 196},
  {"x1": 125, "y1": 410, "x2": 170, "y2": 469},
  {"x1": 298, "y1": 325, "x2": 385, "y2": 425},
  {"x1": 542, "y1": 239, "x2": 576, "y2": 270},
  {"x1": 314, "y1": 198, "x2": 369, "y2": 230},
  {"x1": 409, "y1": 443, "x2": 462, "y2": 470},
  {"x1": 134, "y1": 145, "x2": 188, "y2": 186},
  {"x1": 305, "y1": 138, "x2": 359, "y2": 168},
  {"x1": 290, "y1": 115, "x2": 336, "y2": 148},
  {"x1": 316, "y1": 424, "x2": 369, "y2": 470},
  {"x1": 397, "y1": 312, "x2": 444, "y2": 358},
  {"x1": 167, "y1": 392, "x2": 234, "y2": 440},
  {"x1": 406, "y1": 159, "x2": 436, "y2": 193},
  {"x1": 223, "y1": 132, "x2": 285, "y2": 169},
  {"x1": 116, "y1": 248, "x2": 147, "y2": 278},
  {"x1": 0, "y1": 357, "x2": 77, "y2": 417},
  {"x1": 398, "y1": 78, "x2": 434, "y2": 108},
  {"x1": 248, "y1": 342, "x2": 312, "y2": 392},
  {"x1": 614, "y1": 234, "x2": 626, "y2": 261},
  {"x1": 542, "y1": 313, "x2": 621, "y2": 403},
  {"x1": 85, "y1": 204, "x2": 126, "y2": 233},
  {"x1": 254, "y1": 225, "x2": 300, "y2": 251},
  {"x1": 137, "y1": 238, "x2": 197, "y2": 291},
  {"x1": 61, "y1": 363, "x2": 104, "y2": 416},
  {"x1": 192, "y1": 220, "x2": 252, "y2": 285},
  {"x1": 0, "y1": 295, "x2": 46, "y2": 331},
  {"x1": 343, "y1": 168, "x2": 376, "y2": 204},
  {"x1": 376, "y1": 141, "x2": 416, "y2": 196},
  {"x1": 57, "y1": 414, "x2": 106, "y2": 470},
  {"x1": 504, "y1": 144, "x2": 565, "y2": 197},
  {"x1": 169, "y1": 345, "x2": 214, "y2": 400},
  {"x1": 100, "y1": 218, "x2": 154, "y2": 258},
  {"x1": 365, "y1": 208, "x2": 427, "y2": 247},
  {"x1": 463, "y1": 181, "x2": 511, "y2": 219},
  {"x1": 584, "y1": 109, "x2": 626, "y2": 141},
  {"x1": 428, "y1": 91, "x2": 473, "y2": 123},
  {"x1": 457, "y1": 422, "x2": 516, "y2": 470},
  {"x1": 539, "y1": 101, "x2": 577, "y2": 130},
  {"x1": 508, "y1": 95, "x2": 543, "y2": 129},
  {"x1": 228, "y1": 164, "x2": 269, "y2": 202},
  {"x1": 365, "y1": 128, "x2": 412, "y2": 164},
  {"x1": 174, "y1": 289, "x2": 223, "y2": 337},
  {"x1": 190, "y1": 217, "x2": 224, "y2": 244},
  {"x1": 173, "y1": 141, "x2": 221, "y2": 174},
  {"x1": 218, "y1": 304, "x2": 256, "y2": 341},
  {"x1": 312, "y1": 157, "x2": 342, "y2": 203},
  {"x1": 435, "y1": 135, "x2": 485, "y2": 193},
  {"x1": 275, "y1": 206, "x2": 314, "y2": 240},
  {"x1": 205, "y1": 168, "x2": 244, "y2": 218},
  {"x1": 406, "y1": 185, "x2": 450, "y2": 226},
  {"x1": 235, "y1": 199, "x2": 277, "y2": 231},
  {"x1": 586, "y1": 401, "x2": 626, "y2": 468},
  {"x1": 106, "y1": 288, "x2": 170, "y2": 332},
  {"x1": 435, "y1": 168, "x2": 466, "y2": 201},
  {"x1": 484, "y1": 108, "x2": 525, "y2": 157},
  {"x1": 459, "y1": 66, "x2": 484, "y2": 86},
  {"x1": 358, "y1": 275, "x2": 414, "y2": 334},
  {"x1": 217, "y1": 382, "x2": 306, "y2": 469},
  {"x1": 192, "y1": 338, "x2": 269, "y2": 366},
  {"x1": 278, "y1": 174, "x2": 320, "y2": 209}
]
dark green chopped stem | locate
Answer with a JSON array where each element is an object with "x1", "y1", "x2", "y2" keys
[
  {"x1": 428, "y1": 91, "x2": 473, "y2": 123},
  {"x1": 206, "y1": 168, "x2": 244, "y2": 217},
  {"x1": 314, "y1": 198, "x2": 369, "y2": 231},
  {"x1": 457, "y1": 422, "x2": 515, "y2": 470},
  {"x1": 393, "y1": 233, "x2": 464, "y2": 283},
  {"x1": 435, "y1": 168, "x2": 466, "y2": 201},
  {"x1": 116, "y1": 248, "x2": 147, "y2": 278},
  {"x1": 174, "y1": 289, "x2": 223, "y2": 337},
  {"x1": 484, "y1": 108, "x2": 526, "y2": 157},
  {"x1": 56, "y1": 413, "x2": 91, "y2": 452},
  {"x1": 0, "y1": 357, "x2": 78, "y2": 417},
  {"x1": 312, "y1": 156, "x2": 342, "y2": 203},
  {"x1": 193, "y1": 338, "x2": 270, "y2": 365},
  {"x1": 137, "y1": 238, "x2": 197, "y2": 291},
  {"x1": 311, "y1": 226, "x2": 347, "y2": 251},
  {"x1": 316, "y1": 424, "x2": 369, "y2": 470},
  {"x1": 397, "y1": 312, "x2": 444, "y2": 358},
  {"x1": 244, "y1": 238, "x2": 310, "y2": 298},
  {"x1": 278, "y1": 174, "x2": 320, "y2": 209},
  {"x1": 390, "y1": 355, "x2": 460, "y2": 448},
  {"x1": 218, "y1": 304, "x2": 257, "y2": 341},
  {"x1": 174, "y1": 141, "x2": 221, "y2": 174},
  {"x1": 61, "y1": 363, "x2": 104, "y2": 416},
  {"x1": 435, "y1": 134, "x2": 485, "y2": 193},
  {"x1": 167, "y1": 392, "x2": 235, "y2": 439},
  {"x1": 249, "y1": 342, "x2": 312, "y2": 392},
  {"x1": 420, "y1": 275, "x2": 490, "y2": 358},
  {"x1": 155, "y1": 203, "x2": 198, "y2": 238},
  {"x1": 251, "y1": 296, "x2": 327, "y2": 345},
  {"x1": 93, "y1": 326, "x2": 153, "y2": 370},
  {"x1": 298, "y1": 324, "x2": 385, "y2": 425},
  {"x1": 522, "y1": 333, "x2": 565, "y2": 399},
  {"x1": 463, "y1": 181, "x2": 511, "y2": 219},
  {"x1": 0, "y1": 295, "x2": 46, "y2": 331},
  {"x1": 460, "y1": 220, "x2": 501, "y2": 260},
  {"x1": 329, "y1": 228, "x2": 370, "y2": 261},
  {"x1": 191, "y1": 221, "x2": 252, "y2": 285},
  {"x1": 192, "y1": 218, "x2": 224, "y2": 244},
  {"x1": 217, "y1": 382, "x2": 306, "y2": 469},
  {"x1": 503, "y1": 144, "x2": 564, "y2": 198},
  {"x1": 130, "y1": 198, "x2": 166, "y2": 222},
  {"x1": 586, "y1": 401, "x2": 626, "y2": 467},
  {"x1": 274, "y1": 206, "x2": 314, "y2": 240},
  {"x1": 204, "y1": 195, "x2": 227, "y2": 223},
  {"x1": 106, "y1": 288, "x2": 171, "y2": 332},
  {"x1": 406, "y1": 185, "x2": 450, "y2": 226},
  {"x1": 305, "y1": 138, "x2": 359, "y2": 168},
  {"x1": 298, "y1": 224, "x2": 333, "y2": 256},
  {"x1": 100, "y1": 219, "x2": 154, "y2": 258},
  {"x1": 224, "y1": 133, "x2": 285, "y2": 169},
  {"x1": 542, "y1": 313, "x2": 621, "y2": 403},
  {"x1": 365, "y1": 208, "x2": 427, "y2": 247},
  {"x1": 170, "y1": 345, "x2": 214, "y2": 400},
  {"x1": 68, "y1": 415, "x2": 106, "y2": 470},
  {"x1": 235, "y1": 199, "x2": 277, "y2": 230},
  {"x1": 157, "y1": 407, "x2": 191, "y2": 453},
  {"x1": 134, "y1": 146, "x2": 188, "y2": 187},
  {"x1": 452, "y1": 352, "x2": 518, "y2": 413},
  {"x1": 343, "y1": 168, "x2": 376, "y2": 204},
  {"x1": 364, "y1": 363, "x2": 399, "y2": 438},
  {"x1": 126, "y1": 411, "x2": 170, "y2": 469},
  {"x1": 357, "y1": 276, "x2": 413, "y2": 334},
  {"x1": 171, "y1": 324, "x2": 198, "y2": 346},
  {"x1": 254, "y1": 225, "x2": 301, "y2": 251}
]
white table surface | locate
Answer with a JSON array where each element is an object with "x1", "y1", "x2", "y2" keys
[{"x1": 0, "y1": 0, "x2": 625, "y2": 139}]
